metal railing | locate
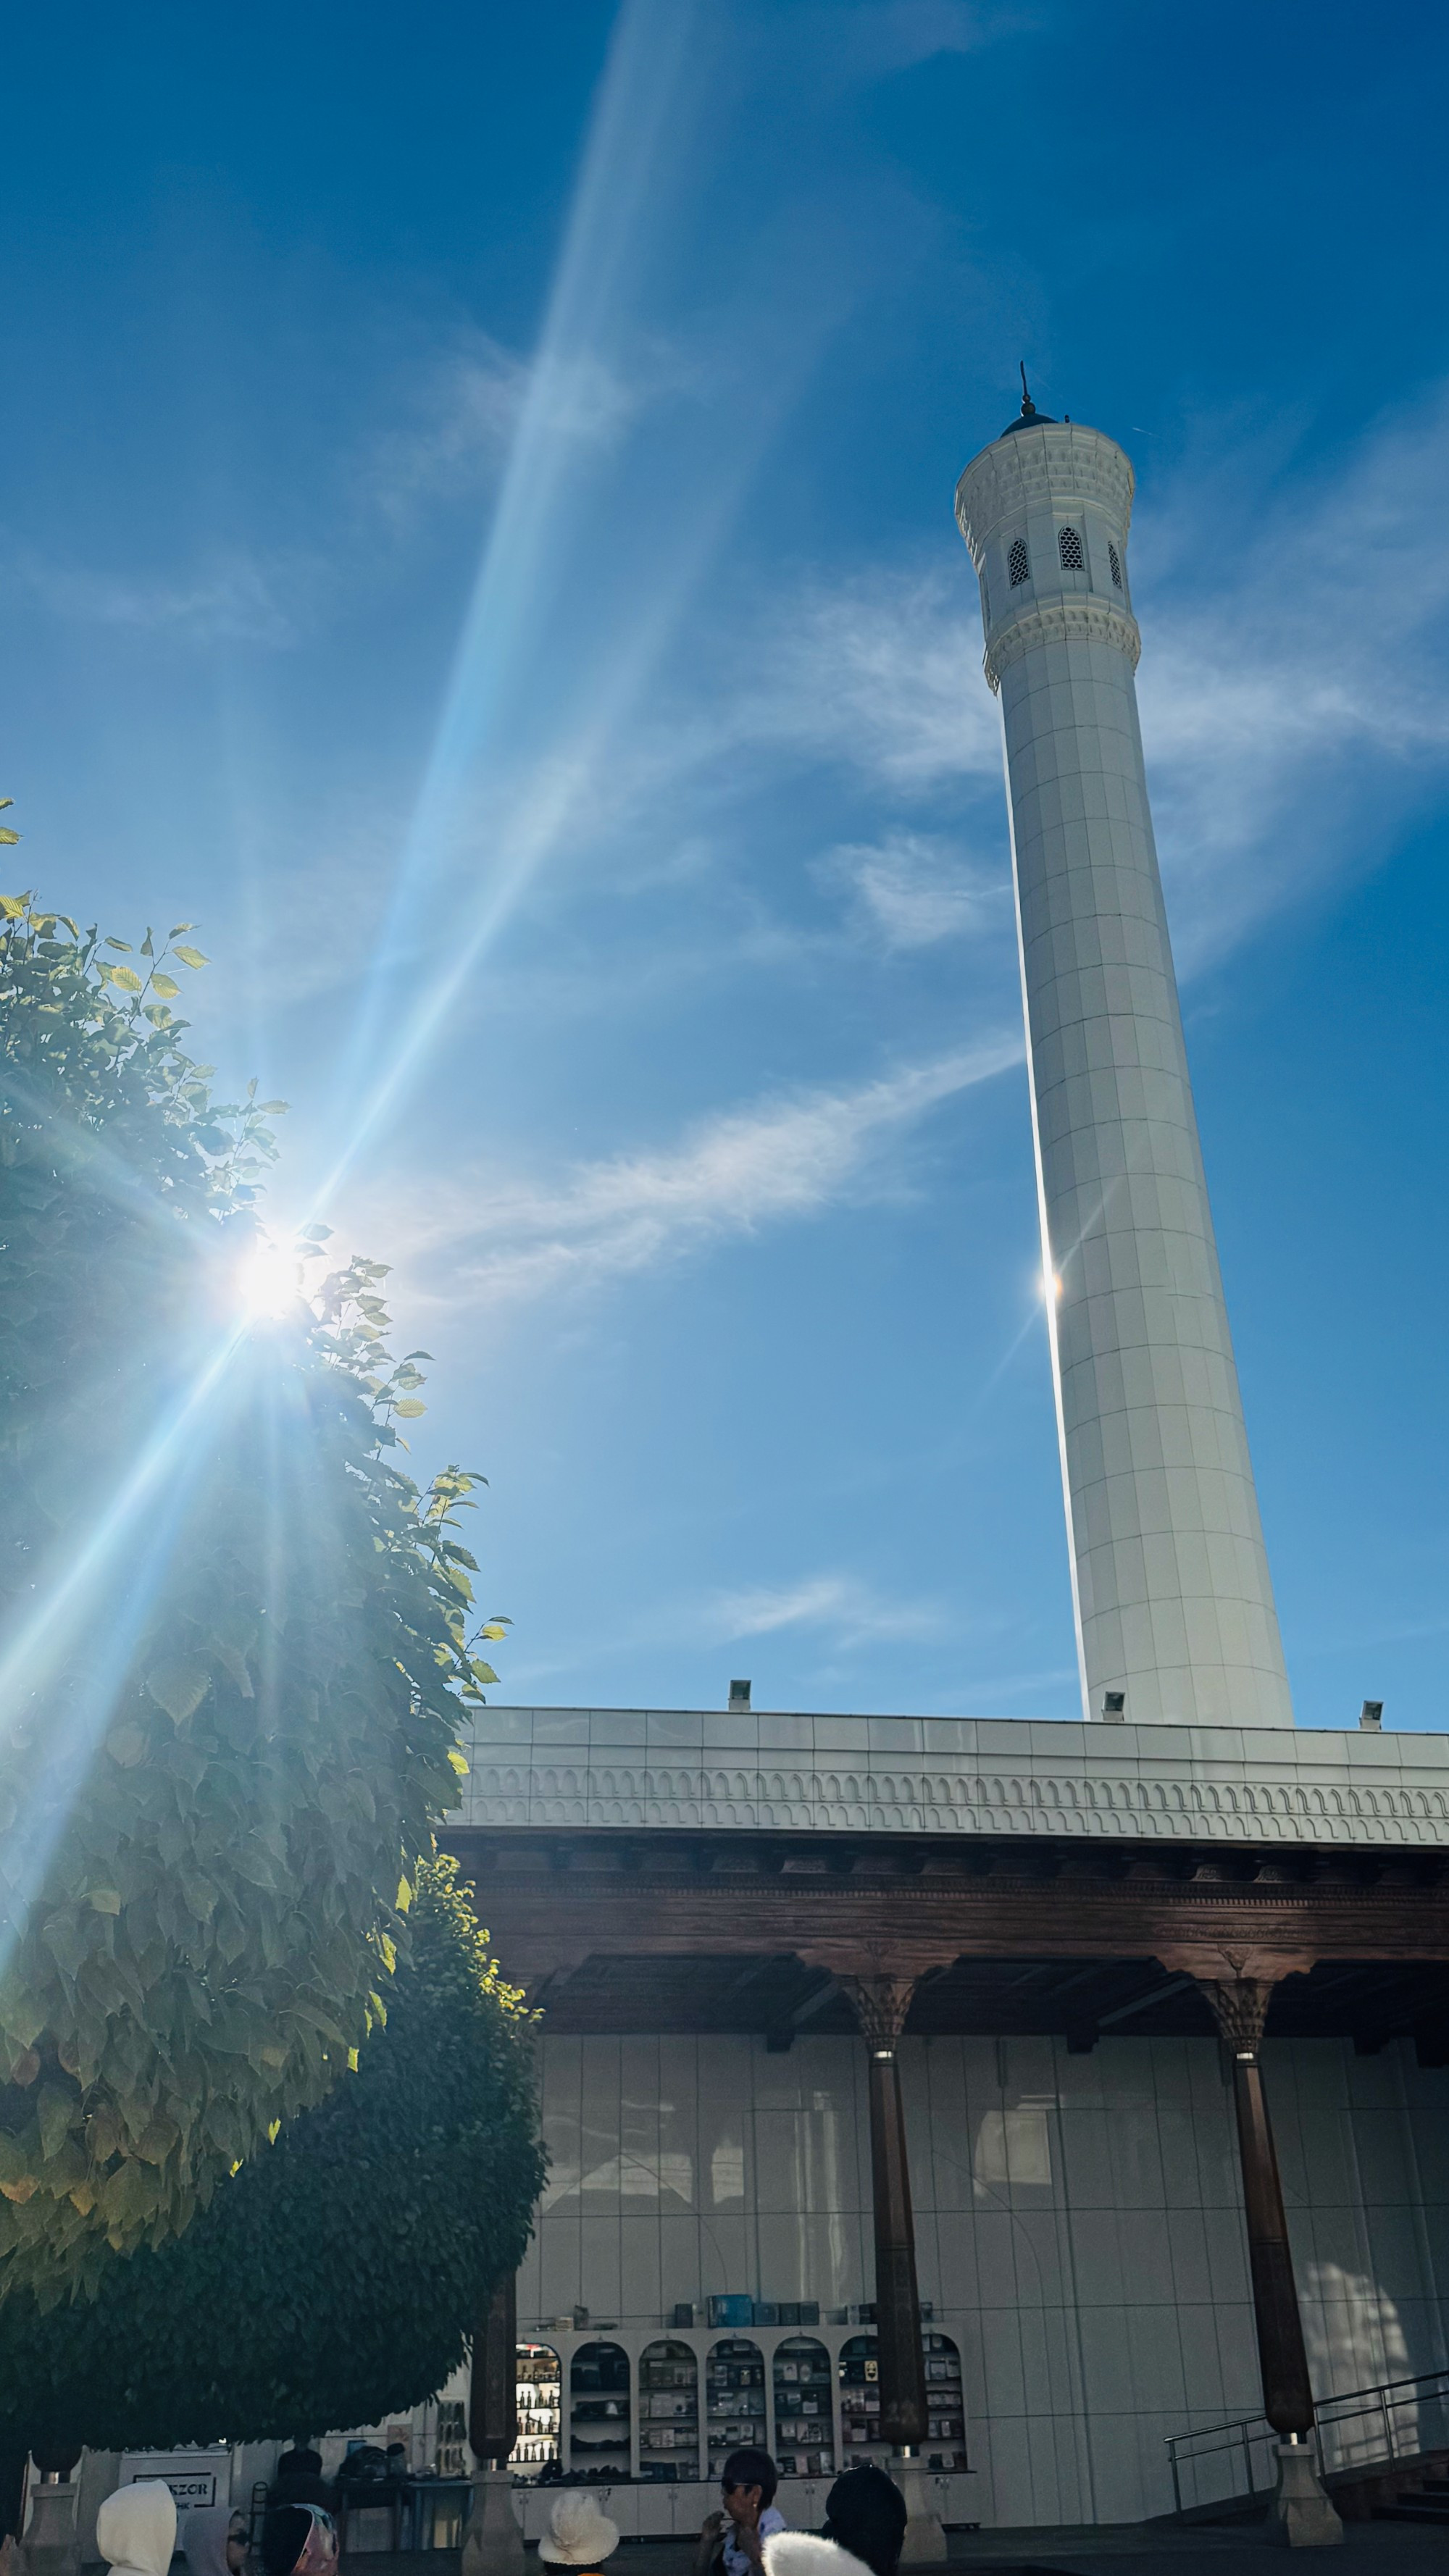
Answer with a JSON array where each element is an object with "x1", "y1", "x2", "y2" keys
[{"x1": 1165, "y1": 2366, "x2": 1449, "y2": 2516}]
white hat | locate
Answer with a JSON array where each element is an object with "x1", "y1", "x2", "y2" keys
[{"x1": 538, "y1": 2493, "x2": 620, "y2": 2567}]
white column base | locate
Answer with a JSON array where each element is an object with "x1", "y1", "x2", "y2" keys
[
  {"x1": 22, "y1": 2482, "x2": 81, "y2": 2576},
  {"x1": 1266, "y1": 2442, "x2": 1342, "y2": 2548},
  {"x1": 891, "y1": 2458, "x2": 946, "y2": 2564},
  {"x1": 459, "y1": 2469, "x2": 526, "y2": 2576}
]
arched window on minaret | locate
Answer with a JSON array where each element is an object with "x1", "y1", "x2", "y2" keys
[
  {"x1": 1008, "y1": 537, "x2": 1030, "y2": 586},
  {"x1": 1107, "y1": 540, "x2": 1123, "y2": 589},
  {"x1": 1058, "y1": 524, "x2": 1084, "y2": 570}
]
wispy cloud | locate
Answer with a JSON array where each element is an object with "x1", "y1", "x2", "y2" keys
[
  {"x1": 18, "y1": 549, "x2": 299, "y2": 645},
  {"x1": 1132, "y1": 388, "x2": 1449, "y2": 957},
  {"x1": 362, "y1": 331, "x2": 656, "y2": 521},
  {"x1": 817, "y1": 828, "x2": 1001, "y2": 948},
  {"x1": 770, "y1": 0, "x2": 1030, "y2": 91},
  {"x1": 713, "y1": 1571, "x2": 946, "y2": 1646},
  {"x1": 367, "y1": 1032, "x2": 1019, "y2": 1312},
  {"x1": 746, "y1": 567, "x2": 999, "y2": 787}
]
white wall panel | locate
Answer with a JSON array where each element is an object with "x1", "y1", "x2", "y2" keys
[{"x1": 522, "y1": 2032, "x2": 1449, "y2": 2527}]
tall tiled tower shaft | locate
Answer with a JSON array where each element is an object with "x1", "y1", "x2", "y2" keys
[{"x1": 956, "y1": 401, "x2": 1293, "y2": 1726}]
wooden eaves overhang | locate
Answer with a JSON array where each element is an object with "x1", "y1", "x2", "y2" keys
[
  {"x1": 443, "y1": 1707, "x2": 1449, "y2": 2047},
  {"x1": 443, "y1": 1821, "x2": 1449, "y2": 2053}
]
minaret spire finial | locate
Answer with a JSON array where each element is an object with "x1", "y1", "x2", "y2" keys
[{"x1": 1019, "y1": 360, "x2": 1035, "y2": 419}]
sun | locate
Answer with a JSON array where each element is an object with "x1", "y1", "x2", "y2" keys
[{"x1": 237, "y1": 1237, "x2": 300, "y2": 1321}]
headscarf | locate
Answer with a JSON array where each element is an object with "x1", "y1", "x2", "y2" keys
[
  {"x1": 183, "y1": 2506, "x2": 241, "y2": 2576},
  {"x1": 822, "y1": 2467, "x2": 906, "y2": 2576},
  {"x1": 260, "y1": 2507, "x2": 336, "y2": 2576},
  {"x1": 97, "y1": 2484, "x2": 178, "y2": 2576}
]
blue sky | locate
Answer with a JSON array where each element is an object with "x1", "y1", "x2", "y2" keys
[{"x1": 4, "y1": 0, "x2": 1447, "y2": 1728}]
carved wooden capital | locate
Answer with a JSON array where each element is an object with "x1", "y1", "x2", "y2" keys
[
  {"x1": 838, "y1": 1973, "x2": 918, "y2": 2049},
  {"x1": 1198, "y1": 1977, "x2": 1276, "y2": 2057}
]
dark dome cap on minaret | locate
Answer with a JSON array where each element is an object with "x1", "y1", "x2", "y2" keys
[{"x1": 1001, "y1": 361, "x2": 1056, "y2": 436}]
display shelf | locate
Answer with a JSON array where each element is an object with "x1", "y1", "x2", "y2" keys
[
  {"x1": 838, "y1": 2332, "x2": 882, "y2": 2453},
  {"x1": 569, "y1": 2339, "x2": 631, "y2": 2482},
  {"x1": 638, "y1": 2338, "x2": 700, "y2": 2483},
  {"x1": 510, "y1": 2342, "x2": 562, "y2": 2477},
  {"x1": 922, "y1": 2332, "x2": 967, "y2": 2471},
  {"x1": 771, "y1": 2336, "x2": 835, "y2": 2480},
  {"x1": 704, "y1": 2337, "x2": 767, "y2": 2480}
]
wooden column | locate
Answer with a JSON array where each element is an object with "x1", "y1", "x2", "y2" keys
[
  {"x1": 1198, "y1": 1978, "x2": 1314, "y2": 2438},
  {"x1": 469, "y1": 2271, "x2": 519, "y2": 2465},
  {"x1": 840, "y1": 1972, "x2": 927, "y2": 2449}
]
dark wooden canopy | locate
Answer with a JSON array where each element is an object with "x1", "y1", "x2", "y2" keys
[{"x1": 446, "y1": 1824, "x2": 1449, "y2": 2056}]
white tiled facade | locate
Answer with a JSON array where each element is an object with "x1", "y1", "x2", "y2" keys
[
  {"x1": 522, "y1": 2028, "x2": 1449, "y2": 2528},
  {"x1": 956, "y1": 420, "x2": 1293, "y2": 1731},
  {"x1": 460, "y1": 1710, "x2": 1449, "y2": 1847}
]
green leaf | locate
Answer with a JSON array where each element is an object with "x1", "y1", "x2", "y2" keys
[
  {"x1": 149, "y1": 971, "x2": 180, "y2": 998},
  {"x1": 104, "y1": 937, "x2": 134, "y2": 952},
  {"x1": 172, "y1": 945, "x2": 209, "y2": 969},
  {"x1": 392, "y1": 1398, "x2": 426, "y2": 1418},
  {"x1": 109, "y1": 965, "x2": 144, "y2": 993},
  {"x1": 0, "y1": 892, "x2": 27, "y2": 916},
  {"x1": 145, "y1": 1659, "x2": 212, "y2": 1723},
  {"x1": 0, "y1": 887, "x2": 505, "y2": 2305},
  {"x1": 38, "y1": 2086, "x2": 76, "y2": 2162}
]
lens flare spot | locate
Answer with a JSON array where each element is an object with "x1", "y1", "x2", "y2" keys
[{"x1": 238, "y1": 1239, "x2": 299, "y2": 1320}]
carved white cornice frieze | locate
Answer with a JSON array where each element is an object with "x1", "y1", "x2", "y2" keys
[
  {"x1": 459, "y1": 1714, "x2": 1449, "y2": 1849},
  {"x1": 982, "y1": 597, "x2": 1142, "y2": 692},
  {"x1": 954, "y1": 423, "x2": 1135, "y2": 563}
]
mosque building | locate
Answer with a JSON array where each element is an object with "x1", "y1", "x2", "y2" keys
[
  {"x1": 57, "y1": 398, "x2": 1449, "y2": 2561},
  {"x1": 444, "y1": 393, "x2": 1449, "y2": 2552}
]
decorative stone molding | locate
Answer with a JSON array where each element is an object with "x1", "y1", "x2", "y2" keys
[
  {"x1": 954, "y1": 422, "x2": 1135, "y2": 563},
  {"x1": 983, "y1": 598, "x2": 1142, "y2": 692},
  {"x1": 461, "y1": 1718, "x2": 1449, "y2": 1850}
]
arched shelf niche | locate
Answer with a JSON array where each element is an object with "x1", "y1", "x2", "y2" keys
[
  {"x1": 838, "y1": 2332, "x2": 882, "y2": 2456},
  {"x1": 569, "y1": 2340, "x2": 630, "y2": 2482},
  {"x1": 923, "y1": 2329, "x2": 966, "y2": 2470},
  {"x1": 772, "y1": 2335, "x2": 834, "y2": 2478},
  {"x1": 705, "y1": 2338, "x2": 767, "y2": 2479},
  {"x1": 510, "y1": 2341, "x2": 561, "y2": 2479},
  {"x1": 638, "y1": 2338, "x2": 700, "y2": 2482}
]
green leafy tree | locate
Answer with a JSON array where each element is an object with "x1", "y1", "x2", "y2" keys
[
  {"x1": 0, "y1": 1854, "x2": 544, "y2": 2451},
  {"x1": 0, "y1": 880, "x2": 505, "y2": 2300}
]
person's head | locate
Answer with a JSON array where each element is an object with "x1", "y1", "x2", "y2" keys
[
  {"x1": 182, "y1": 2504, "x2": 247, "y2": 2576},
  {"x1": 538, "y1": 2493, "x2": 619, "y2": 2571},
  {"x1": 822, "y1": 2466, "x2": 907, "y2": 2576},
  {"x1": 97, "y1": 2483, "x2": 178, "y2": 2576},
  {"x1": 259, "y1": 2508, "x2": 337, "y2": 2576},
  {"x1": 721, "y1": 2449, "x2": 777, "y2": 2523}
]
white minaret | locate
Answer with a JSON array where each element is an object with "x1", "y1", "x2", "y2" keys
[{"x1": 956, "y1": 385, "x2": 1293, "y2": 1727}]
